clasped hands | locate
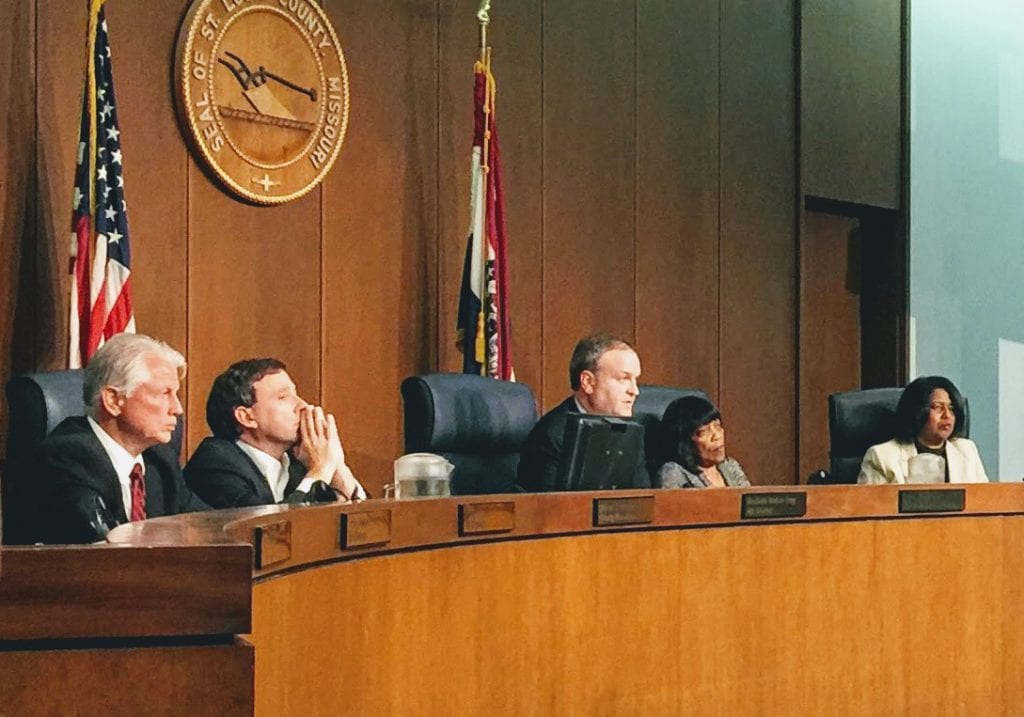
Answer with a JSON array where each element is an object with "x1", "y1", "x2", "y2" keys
[{"x1": 294, "y1": 405, "x2": 362, "y2": 501}]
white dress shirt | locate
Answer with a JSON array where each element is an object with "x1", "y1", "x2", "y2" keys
[
  {"x1": 87, "y1": 415, "x2": 144, "y2": 516},
  {"x1": 235, "y1": 440, "x2": 316, "y2": 502}
]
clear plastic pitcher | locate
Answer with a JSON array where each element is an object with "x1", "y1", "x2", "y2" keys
[
  {"x1": 384, "y1": 453, "x2": 454, "y2": 499},
  {"x1": 907, "y1": 453, "x2": 945, "y2": 484}
]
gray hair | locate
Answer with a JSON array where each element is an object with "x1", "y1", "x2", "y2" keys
[{"x1": 84, "y1": 333, "x2": 186, "y2": 413}]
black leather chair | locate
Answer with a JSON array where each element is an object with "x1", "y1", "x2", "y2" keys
[
  {"x1": 632, "y1": 385, "x2": 713, "y2": 481},
  {"x1": 827, "y1": 387, "x2": 971, "y2": 484},
  {"x1": 827, "y1": 388, "x2": 903, "y2": 484},
  {"x1": 3, "y1": 369, "x2": 184, "y2": 542},
  {"x1": 400, "y1": 374, "x2": 539, "y2": 495}
]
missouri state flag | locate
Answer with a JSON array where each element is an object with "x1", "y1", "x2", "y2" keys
[
  {"x1": 456, "y1": 56, "x2": 513, "y2": 380},
  {"x1": 69, "y1": 0, "x2": 136, "y2": 369}
]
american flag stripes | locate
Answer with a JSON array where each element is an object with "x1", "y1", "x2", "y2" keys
[
  {"x1": 456, "y1": 55, "x2": 513, "y2": 380},
  {"x1": 69, "y1": 0, "x2": 135, "y2": 369}
]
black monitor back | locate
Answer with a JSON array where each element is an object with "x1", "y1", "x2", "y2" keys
[{"x1": 556, "y1": 413, "x2": 644, "y2": 491}]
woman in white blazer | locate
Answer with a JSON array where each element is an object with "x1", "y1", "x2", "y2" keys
[{"x1": 858, "y1": 376, "x2": 989, "y2": 485}]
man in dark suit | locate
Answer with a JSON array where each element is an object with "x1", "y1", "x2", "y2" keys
[
  {"x1": 33, "y1": 334, "x2": 209, "y2": 544},
  {"x1": 517, "y1": 334, "x2": 649, "y2": 492},
  {"x1": 184, "y1": 358, "x2": 365, "y2": 508}
]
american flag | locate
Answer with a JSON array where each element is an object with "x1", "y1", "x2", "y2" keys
[
  {"x1": 455, "y1": 52, "x2": 513, "y2": 380},
  {"x1": 69, "y1": 0, "x2": 135, "y2": 369}
]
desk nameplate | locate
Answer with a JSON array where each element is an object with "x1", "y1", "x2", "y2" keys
[
  {"x1": 254, "y1": 521, "x2": 292, "y2": 569},
  {"x1": 459, "y1": 502, "x2": 515, "y2": 536},
  {"x1": 899, "y1": 489, "x2": 965, "y2": 514},
  {"x1": 340, "y1": 510, "x2": 392, "y2": 549},
  {"x1": 741, "y1": 492, "x2": 807, "y2": 520},
  {"x1": 593, "y1": 496, "x2": 654, "y2": 527}
]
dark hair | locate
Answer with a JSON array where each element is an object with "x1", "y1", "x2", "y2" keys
[
  {"x1": 659, "y1": 395, "x2": 722, "y2": 473},
  {"x1": 206, "y1": 358, "x2": 287, "y2": 439},
  {"x1": 894, "y1": 375, "x2": 965, "y2": 443},
  {"x1": 568, "y1": 334, "x2": 635, "y2": 390}
]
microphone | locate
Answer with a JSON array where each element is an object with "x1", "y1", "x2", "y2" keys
[{"x1": 85, "y1": 494, "x2": 119, "y2": 539}]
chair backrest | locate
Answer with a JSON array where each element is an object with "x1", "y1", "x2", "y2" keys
[
  {"x1": 6, "y1": 370, "x2": 88, "y2": 454},
  {"x1": 400, "y1": 374, "x2": 539, "y2": 495},
  {"x1": 632, "y1": 384, "x2": 713, "y2": 480},
  {"x1": 828, "y1": 388, "x2": 903, "y2": 484},
  {"x1": 3, "y1": 370, "x2": 184, "y2": 543}
]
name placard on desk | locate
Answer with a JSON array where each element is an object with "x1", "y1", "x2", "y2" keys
[
  {"x1": 899, "y1": 489, "x2": 965, "y2": 514},
  {"x1": 254, "y1": 520, "x2": 292, "y2": 569},
  {"x1": 340, "y1": 510, "x2": 392, "y2": 549},
  {"x1": 593, "y1": 496, "x2": 654, "y2": 527},
  {"x1": 459, "y1": 502, "x2": 515, "y2": 536},
  {"x1": 741, "y1": 492, "x2": 807, "y2": 520}
]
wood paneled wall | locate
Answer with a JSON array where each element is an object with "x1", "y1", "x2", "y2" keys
[{"x1": 0, "y1": 0, "x2": 826, "y2": 494}]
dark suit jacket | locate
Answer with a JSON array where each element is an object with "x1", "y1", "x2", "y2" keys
[
  {"x1": 32, "y1": 416, "x2": 210, "y2": 544},
  {"x1": 516, "y1": 397, "x2": 651, "y2": 492},
  {"x1": 184, "y1": 437, "x2": 335, "y2": 509}
]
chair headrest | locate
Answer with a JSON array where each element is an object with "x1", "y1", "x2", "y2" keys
[
  {"x1": 828, "y1": 387, "x2": 903, "y2": 456},
  {"x1": 401, "y1": 374, "x2": 538, "y2": 453},
  {"x1": 5, "y1": 370, "x2": 88, "y2": 455},
  {"x1": 632, "y1": 385, "x2": 712, "y2": 428}
]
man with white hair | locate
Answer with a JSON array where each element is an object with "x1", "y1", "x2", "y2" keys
[{"x1": 32, "y1": 333, "x2": 209, "y2": 544}]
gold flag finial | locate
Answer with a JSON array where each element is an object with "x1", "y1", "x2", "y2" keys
[{"x1": 477, "y1": 0, "x2": 490, "y2": 60}]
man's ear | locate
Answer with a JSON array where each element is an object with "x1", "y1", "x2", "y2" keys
[
  {"x1": 579, "y1": 370, "x2": 596, "y2": 395},
  {"x1": 99, "y1": 386, "x2": 124, "y2": 417},
  {"x1": 234, "y1": 405, "x2": 258, "y2": 431}
]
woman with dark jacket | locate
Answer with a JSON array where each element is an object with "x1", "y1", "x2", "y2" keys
[{"x1": 655, "y1": 394, "x2": 749, "y2": 488}]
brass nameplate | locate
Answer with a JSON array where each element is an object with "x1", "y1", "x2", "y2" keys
[
  {"x1": 459, "y1": 502, "x2": 515, "y2": 536},
  {"x1": 254, "y1": 521, "x2": 291, "y2": 569},
  {"x1": 741, "y1": 492, "x2": 807, "y2": 519},
  {"x1": 593, "y1": 496, "x2": 654, "y2": 527},
  {"x1": 340, "y1": 510, "x2": 392, "y2": 549},
  {"x1": 899, "y1": 489, "x2": 965, "y2": 514}
]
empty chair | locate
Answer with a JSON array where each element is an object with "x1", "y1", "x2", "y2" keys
[
  {"x1": 827, "y1": 388, "x2": 904, "y2": 484},
  {"x1": 400, "y1": 374, "x2": 538, "y2": 495}
]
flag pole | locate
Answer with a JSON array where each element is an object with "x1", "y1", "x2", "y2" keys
[
  {"x1": 477, "y1": 0, "x2": 490, "y2": 62},
  {"x1": 475, "y1": 0, "x2": 492, "y2": 375}
]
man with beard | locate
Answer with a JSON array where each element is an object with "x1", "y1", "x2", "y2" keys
[{"x1": 184, "y1": 358, "x2": 365, "y2": 508}]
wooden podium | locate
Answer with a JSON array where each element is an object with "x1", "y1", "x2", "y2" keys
[{"x1": 3, "y1": 484, "x2": 1024, "y2": 715}]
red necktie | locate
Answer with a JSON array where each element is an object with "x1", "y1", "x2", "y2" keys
[{"x1": 129, "y1": 463, "x2": 147, "y2": 521}]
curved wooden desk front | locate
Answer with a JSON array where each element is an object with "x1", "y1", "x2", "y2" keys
[{"x1": 98, "y1": 483, "x2": 1024, "y2": 715}]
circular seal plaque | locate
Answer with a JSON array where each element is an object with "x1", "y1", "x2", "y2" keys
[{"x1": 174, "y1": 0, "x2": 350, "y2": 204}]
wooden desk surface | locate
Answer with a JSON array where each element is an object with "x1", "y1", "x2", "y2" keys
[{"x1": 105, "y1": 482, "x2": 1024, "y2": 577}]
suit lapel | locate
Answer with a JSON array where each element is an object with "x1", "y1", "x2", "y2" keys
[
  {"x1": 77, "y1": 421, "x2": 130, "y2": 522},
  {"x1": 898, "y1": 443, "x2": 917, "y2": 483},
  {"x1": 142, "y1": 451, "x2": 169, "y2": 518},
  {"x1": 946, "y1": 440, "x2": 963, "y2": 483},
  {"x1": 283, "y1": 453, "x2": 306, "y2": 496},
  {"x1": 233, "y1": 444, "x2": 277, "y2": 503}
]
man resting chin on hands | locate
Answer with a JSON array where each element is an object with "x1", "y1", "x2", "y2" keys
[{"x1": 184, "y1": 358, "x2": 366, "y2": 509}]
